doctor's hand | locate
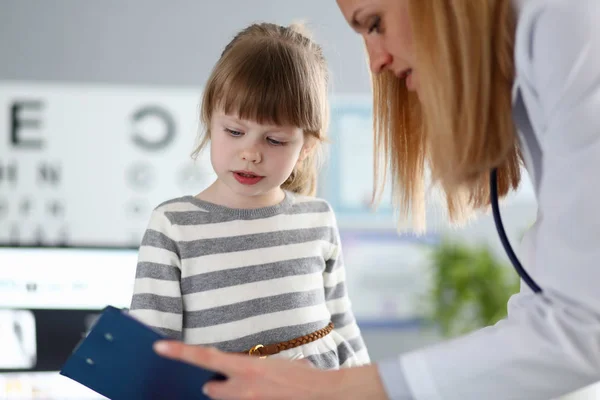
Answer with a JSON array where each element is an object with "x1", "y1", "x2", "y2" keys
[{"x1": 154, "y1": 341, "x2": 387, "y2": 400}]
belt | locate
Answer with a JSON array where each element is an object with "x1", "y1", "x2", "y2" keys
[{"x1": 239, "y1": 322, "x2": 334, "y2": 358}]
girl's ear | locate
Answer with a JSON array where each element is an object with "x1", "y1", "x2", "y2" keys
[{"x1": 298, "y1": 136, "x2": 316, "y2": 162}]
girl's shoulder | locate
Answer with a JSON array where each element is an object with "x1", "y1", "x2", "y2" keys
[{"x1": 286, "y1": 192, "x2": 335, "y2": 213}]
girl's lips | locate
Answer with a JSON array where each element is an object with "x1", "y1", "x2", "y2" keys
[{"x1": 233, "y1": 171, "x2": 264, "y2": 185}]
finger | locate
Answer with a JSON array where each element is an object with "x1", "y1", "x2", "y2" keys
[
  {"x1": 203, "y1": 379, "x2": 259, "y2": 400},
  {"x1": 154, "y1": 341, "x2": 255, "y2": 376}
]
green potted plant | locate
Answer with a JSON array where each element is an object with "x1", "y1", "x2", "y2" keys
[{"x1": 423, "y1": 238, "x2": 520, "y2": 337}]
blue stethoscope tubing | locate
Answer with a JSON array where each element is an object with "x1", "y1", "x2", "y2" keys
[{"x1": 490, "y1": 168, "x2": 543, "y2": 294}]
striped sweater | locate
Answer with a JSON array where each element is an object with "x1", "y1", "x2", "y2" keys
[{"x1": 129, "y1": 191, "x2": 370, "y2": 369}]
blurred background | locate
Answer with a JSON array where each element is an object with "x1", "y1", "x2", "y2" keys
[{"x1": 1, "y1": 1, "x2": 592, "y2": 399}]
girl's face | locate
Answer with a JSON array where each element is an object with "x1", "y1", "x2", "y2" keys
[
  {"x1": 337, "y1": 0, "x2": 418, "y2": 92},
  {"x1": 208, "y1": 111, "x2": 310, "y2": 207}
]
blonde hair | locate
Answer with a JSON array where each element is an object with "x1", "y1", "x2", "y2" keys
[
  {"x1": 193, "y1": 22, "x2": 329, "y2": 197},
  {"x1": 372, "y1": 0, "x2": 522, "y2": 231}
]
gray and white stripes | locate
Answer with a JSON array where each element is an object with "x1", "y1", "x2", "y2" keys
[{"x1": 129, "y1": 192, "x2": 370, "y2": 369}]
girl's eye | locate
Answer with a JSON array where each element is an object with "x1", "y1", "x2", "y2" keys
[
  {"x1": 368, "y1": 16, "x2": 381, "y2": 34},
  {"x1": 225, "y1": 128, "x2": 243, "y2": 137},
  {"x1": 267, "y1": 137, "x2": 284, "y2": 146}
]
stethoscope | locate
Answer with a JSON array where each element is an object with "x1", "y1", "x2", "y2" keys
[{"x1": 490, "y1": 168, "x2": 542, "y2": 294}]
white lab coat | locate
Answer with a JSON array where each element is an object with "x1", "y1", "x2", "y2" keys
[{"x1": 398, "y1": 0, "x2": 600, "y2": 398}]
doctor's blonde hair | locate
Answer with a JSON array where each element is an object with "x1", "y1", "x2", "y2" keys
[
  {"x1": 193, "y1": 22, "x2": 329, "y2": 197},
  {"x1": 372, "y1": 0, "x2": 522, "y2": 231}
]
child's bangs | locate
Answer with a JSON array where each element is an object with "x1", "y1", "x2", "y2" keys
[{"x1": 211, "y1": 44, "x2": 324, "y2": 133}]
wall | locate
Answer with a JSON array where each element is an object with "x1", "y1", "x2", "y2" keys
[{"x1": 0, "y1": 0, "x2": 369, "y2": 93}]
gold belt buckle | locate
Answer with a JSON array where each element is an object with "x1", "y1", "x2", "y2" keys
[{"x1": 248, "y1": 344, "x2": 267, "y2": 359}]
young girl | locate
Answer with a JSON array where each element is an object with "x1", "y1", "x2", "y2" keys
[{"x1": 128, "y1": 22, "x2": 370, "y2": 369}]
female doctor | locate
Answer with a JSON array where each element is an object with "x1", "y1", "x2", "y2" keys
[{"x1": 153, "y1": 0, "x2": 600, "y2": 398}]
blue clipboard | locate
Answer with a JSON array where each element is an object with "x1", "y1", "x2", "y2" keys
[{"x1": 60, "y1": 306, "x2": 226, "y2": 399}]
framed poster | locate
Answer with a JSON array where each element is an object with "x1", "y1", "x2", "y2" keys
[
  {"x1": 340, "y1": 229, "x2": 439, "y2": 324},
  {"x1": 324, "y1": 95, "x2": 394, "y2": 216},
  {"x1": 0, "y1": 81, "x2": 215, "y2": 246}
]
